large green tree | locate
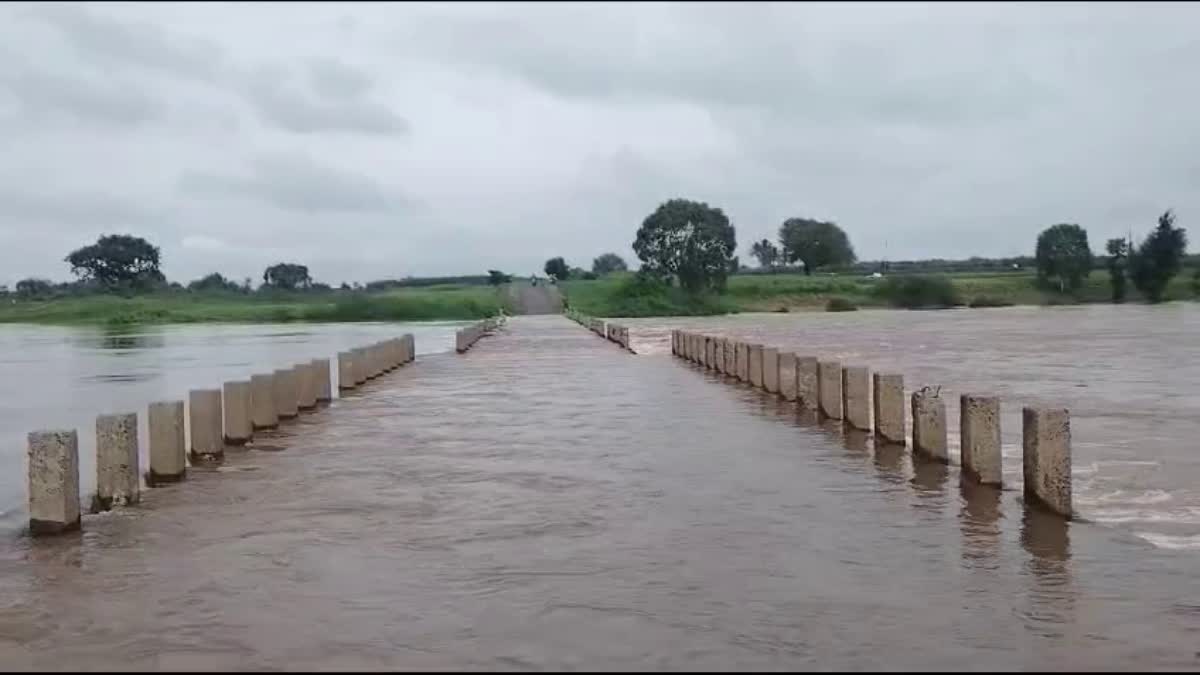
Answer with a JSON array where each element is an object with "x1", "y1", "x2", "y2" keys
[
  {"x1": 750, "y1": 238, "x2": 780, "y2": 270},
  {"x1": 543, "y1": 257, "x2": 569, "y2": 281},
  {"x1": 591, "y1": 252, "x2": 628, "y2": 275},
  {"x1": 188, "y1": 272, "x2": 242, "y2": 293},
  {"x1": 1105, "y1": 237, "x2": 1128, "y2": 303},
  {"x1": 1035, "y1": 223, "x2": 1093, "y2": 292},
  {"x1": 777, "y1": 218, "x2": 856, "y2": 276},
  {"x1": 1130, "y1": 210, "x2": 1188, "y2": 303},
  {"x1": 262, "y1": 263, "x2": 312, "y2": 290},
  {"x1": 64, "y1": 234, "x2": 163, "y2": 288},
  {"x1": 633, "y1": 198, "x2": 737, "y2": 292}
]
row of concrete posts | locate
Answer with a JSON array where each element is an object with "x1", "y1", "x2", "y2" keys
[
  {"x1": 455, "y1": 317, "x2": 501, "y2": 353},
  {"x1": 26, "y1": 334, "x2": 415, "y2": 537},
  {"x1": 564, "y1": 309, "x2": 633, "y2": 352},
  {"x1": 670, "y1": 329, "x2": 1072, "y2": 518}
]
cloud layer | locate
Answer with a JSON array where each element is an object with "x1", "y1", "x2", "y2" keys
[{"x1": 1, "y1": 1, "x2": 1195, "y2": 285}]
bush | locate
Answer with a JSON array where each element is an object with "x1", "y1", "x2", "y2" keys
[
  {"x1": 825, "y1": 296, "x2": 858, "y2": 312},
  {"x1": 967, "y1": 295, "x2": 1014, "y2": 308},
  {"x1": 876, "y1": 275, "x2": 962, "y2": 309}
]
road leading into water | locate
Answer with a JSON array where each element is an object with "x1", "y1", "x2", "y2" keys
[
  {"x1": 506, "y1": 281, "x2": 563, "y2": 315},
  {"x1": 0, "y1": 315, "x2": 1196, "y2": 670}
]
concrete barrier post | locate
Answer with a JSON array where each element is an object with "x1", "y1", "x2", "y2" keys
[
  {"x1": 715, "y1": 338, "x2": 727, "y2": 374},
  {"x1": 961, "y1": 394, "x2": 1002, "y2": 485},
  {"x1": 148, "y1": 401, "x2": 186, "y2": 484},
  {"x1": 736, "y1": 342, "x2": 749, "y2": 381},
  {"x1": 817, "y1": 360, "x2": 843, "y2": 419},
  {"x1": 911, "y1": 388, "x2": 948, "y2": 463},
  {"x1": 872, "y1": 373, "x2": 905, "y2": 445},
  {"x1": 796, "y1": 356, "x2": 819, "y2": 410},
  {"x1": 404, "y1": 334, "x2": 414, "y2": 362},
  {"x1": 297, "y1": 363, "x2": 318, "y2": 411},
  {"x1": 724, "y1": 338, "x2": 736, "y2": 375},
  {"x1": 337, "y1": 352, "x2": 355, "y2": 391},
  {"x1": 223, "y1": 380, "x2": 253, "y2": 444},
  {"x1": 1023, "y1": 407, "x2": 1072, "y2": 517},
  {"x1": 273, "y1": 368, "x2": 298, "y2": 420},
  {"x1": 842, "y1": 366, "x2": 871, "y2": 431},
  {"x1": 94, "y1": 413, "x2": 139, "y2": 511},
  {"x1": 763, "y1": 347, "x2": 780, "y2": 394},
  {"x1": 749, "y1": 345, "x2": 764, "y2": 388},
  {"x1": 312, "y1": 358, "x2": 332, "y2": 402},
  {"x1": 779, "y1": 352, "x2": 797, "y2": 401},
  {"x1": 353, "y1": 348, "x2": 369, "y2": 385},
  {"x1": 250, "y1": 374, "x2": 278, "y2": 430},
  {"x1": 27, "y1": 430, "x2": 81, "y2": 535},
  {"x1": 672, "y1": 330, "x2": 679, "y2": 356},
  {"x1": 189, "y1": 389, "x2": 224, "y2": 462}
]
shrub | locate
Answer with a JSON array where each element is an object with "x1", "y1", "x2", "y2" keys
[
  {"x1": 968, "y1": 295, "x2": 1014, "y2": 308},
  {"x1": 876, "y1": 275, "x2": 962, "y2": 309},
  {"x1": 825, "y1": 296, "x2": 858, "y2": 312}
]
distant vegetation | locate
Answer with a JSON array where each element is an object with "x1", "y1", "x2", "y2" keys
[
  {"x1": 825, "y1": 297, "x2": 858, "y2": 312},
  {"x1": 876, "y1": 275, "x2": 963, "y2": 309}
]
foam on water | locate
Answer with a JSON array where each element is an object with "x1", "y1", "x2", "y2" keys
[{"x1": 1135, "y1": 532, "x2": 1200, "y2": 550}]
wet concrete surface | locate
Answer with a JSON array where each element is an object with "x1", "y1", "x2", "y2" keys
[{"x1": 1, "y1": 315, "x2": 1199, "y2": 670}]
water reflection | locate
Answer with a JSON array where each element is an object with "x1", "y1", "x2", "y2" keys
[
  {"x1": 91, "y1": 326, "x2": 165, "y2": 352},
  {"x1": 873, "y1": 442, "x2": 906, "y2": 480},
  {"x1": 959, "y1": 480, "x2": 1003, "y2": 565},
  {"x1": 1019, "y1": 504, "x2": 1075, "y2": 638}
]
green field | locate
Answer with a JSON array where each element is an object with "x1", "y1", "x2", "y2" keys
[
  {"x1": 563, "y1": 270, "x2": 1199, "y2": 317},
  {"x1": 0, "y1": 284, "x2": 513, "y2": 326}
]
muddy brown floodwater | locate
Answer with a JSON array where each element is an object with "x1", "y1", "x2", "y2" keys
[{"x1": 1, "y1": 313, "x2": 1199, "y2": 670}]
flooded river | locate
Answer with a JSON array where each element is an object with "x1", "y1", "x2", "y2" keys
[{"x1": 1, "y1": 311, "x2": 1198, "y2": 669}]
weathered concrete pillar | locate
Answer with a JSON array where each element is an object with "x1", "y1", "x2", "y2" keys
[
  {"x1": 273, "y1": 368, "x2": 298, "y2": 420},
  {"x1": 763, "y1": 347, "x2": 780, "y2": 394},
  {"x1": 403, "y1": 334, "x2": 414, "y2": 362},
  {"x1": 250, "y1": 373, "x2": 278, "y2": 430},
  {"x1": 297, "y1": 363, "x2": 317, "y2": 411},
  {"x1": 817, "y1": 360, "x2": 843, "y2": 419},
  {"x1": 222, "y1": 380, "x2": 253, "y2": 445},
  {"x1": 911, "y1": 388, "x2": 948, "y2": 463},
  {"x1": 779, "y1": 352, "x2": 797, "y2": 401},
  {"x1": 94, "y1": 413, "x2": 139, "y2": 511},
  {"x1": 841, "y1": 366, "x2": 871, "y2": 431},
  {"x1": 148, "y1": 401, "x2": 186, "y2": 484},
  {"x1": 1023, "y1": 407, "x2": 1072, "y2": 518},
  {"x1": 724, "y1": 338, "x2": 736, "y2": 375},
  {"x1": 872, "y1": 373, "x2": 905, "y2": 445},
  {"x1": 749, "y1": 345, "x2": 764, "y2": 388},
  {"x1": 365, "y1": 344, "x2": 379, "y2": 377},
  {"x1": 27, "y1": 430, "x2": 81, "y2": 535},
  {"x1": 312, "y1": 358, "x2": 332, "y2": 402},
  {"x1": 796, "y1": 356, "x2": 819, "y2": 410},
  {"x1": 353, "y1": 347, "x2": 369, "y2": 385},
  {"x1": 337, "y1": 351, "x2": 355, "y2": 391},
  {"x1": 189, "y1": 389, "x2": 224, "y2": 462},
  {"x1": 961, "y1": 394, "x2": 1002, "y2": 485},
  {"x1": 457, "y1": 330, "x2": 468, "y2": 353},
  {"x1": 687, "y1": 333, "x2": 696, "y2": 362},
  {"x1": 715, "y1": 338, "x2": 727, "y2": 374},
  {"x1": 736, "y1": 342, "x2": 749, "y2": 381}
]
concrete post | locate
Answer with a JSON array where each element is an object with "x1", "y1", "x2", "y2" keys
[
  {"x1": 736, "y1": 342, "x2": 749, "y2": 381},
  {"x1": 250, "y1": 373, "x2": 278, "y2": 430},
  {"x1": 873, "y1": 373, "x2": 905, "y2": 445},
  {"x1": 297, "y1": 363, "x2": 317, "y2": 411},
  {"x1": 148, "y1": 400, "x2": 186, "y2": 484},
  {"x1": 817, "y1": 360, "x2": 843, "y2": 419},
  {"x1": 763, "y1": 347, "x2": 780, "y2": 394},
  {"x1": 687, "y1": 333, "x2": 696, "y2": 362},
  {"x1": 724, "y1": 339, "x2": 736, "y2": 375},
  {"x1": 353, "y1": 348, "x2": 368, "y2": 385},
  {"x1": 779, "y1": 352, "x2": 797, "y2": 401},
  {"x1": 842, "y1": 366, "x2": 871, "y2": 431},
  {"x1": 27, "y1": 430, "x2": 81, "y2": 536},
  {"x1": 403, "y1": 334, "x2": 413, "y2": 362},
  {"x1": 94, "y1": 413, "x2": 139, "y2": 511},
  {"x1": 222, "y1": 380, "x2": 253, "y2": 445},
  {"x1": 1023, "y1": 407, "x2": 1072, "y2": 518},
  {"x1": 715, "y1": 338, "x2": 727, "y2": 374},
  {"x1": 337, "y1": 352, "x2": 355, "y2": 391},
  {"x1": 796, "y1": 356, "x2": 819, "y2": 410},
  {"x1": 961, "y1": 394, "x2": 1002, "y2": 485},
  {"x1": 189, "y1": 389, "x2": 224, "y2": 462},
  {"x1": 911, "y1": 388, "x2": 948, "y2": 463},
  {"x1": 273, "y1": 368, "x2": 298, "y2": 420},
  {"x1": 749, "y1": 345, "x2": 764, "y2": 388},
  {"x1": 312, "y1": 358, "x2": 332, "y2": 402},
  {"x1": 671, "y1": 330, "x2": 677, "y2": 355}
]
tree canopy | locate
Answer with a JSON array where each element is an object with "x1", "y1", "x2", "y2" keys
[
  {"x1": 1105, "y1": 237, "x2": 1129, "y2": 303},
  {"x1": 1130, "y1": 210, "x2": 1187, "y2": 303},
  {"x1": 188, "y1": 272, "x2": 242, "y2": 293},
  {"x1": 487, "y1": 270, "x2": 512, "y2": 286},
  {"x1": 750, "y1": 238, "x2": 780, "y2": 269},
  {"x1": 592, "y1": 252, "x2": 628, "y2": 275},
  {"x1": 633, "y1": 198, "x2": 737, "y2": 292},
  {"x1": 64, "y1": 234, "x2": 163, "y2": 288},
  {"x1": 777, "y1": 218, "x2": 855, "y2": 276},
  {"x1": 1035, "y1": 223, "x2": 1092, "y2": 292},
  {"x1": 543, "y1": 257, "x2": 569, "y2": 281},
  {"x1": 262, "y1": 263, "x2": 312, "y2": 290}
]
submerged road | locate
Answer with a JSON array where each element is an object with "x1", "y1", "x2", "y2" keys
[{"x1": 0, "y1": 316, "x2": 1196, "y2": 670}]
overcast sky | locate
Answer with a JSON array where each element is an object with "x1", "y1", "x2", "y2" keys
[{"x1": 1, "y1": 2, "x2": 1195, "y2": 286}]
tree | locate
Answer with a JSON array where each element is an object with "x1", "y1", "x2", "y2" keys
[
  {"x1": 592, "y1": 253, "x2": 628, "y2": 275},
  {"x1": 750, "y1": 238, "x2": 780, "y2": 270},
  {"x1": 1130, "y1": 210, "x2": 1188, "y2": 303},
  {"x1": 1105, "y1": 238, "x2": 1129, "y2": 303},
  {"x1": 187, "y1": 272, "x2": 241, "y2": 293},
  {"x1": 632, "y1": 198, "x2": 737, "y2": 292},
  {"x1": 777, "y1": 218, "x2": 856, "y2": 276},
  {"x1": 487, "y1": 270, "x2": 512, "y2": 286},
  {"x1": 544, "y1": 257, "x2": 569, "y2": 281},
  {"x1": 262, "y1": 263, "x2": 312, "y2": 291},
  {"x1": 15, "y1": 278, "x2": 53, "y2": 299},
  {"x1": 64, "y1": 234, "x2": 162, "y2": 289},
  {"x1": 1035, "y1": 223, "x2": 1093, "y2": 292}
]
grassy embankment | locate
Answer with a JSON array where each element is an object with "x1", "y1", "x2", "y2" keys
[
  {"x1": 563, "y1": 270, "x2": 1199, "y2": 317},
  {"x1": 0, "y1": 284, "x2": 513, "y2": 326}
]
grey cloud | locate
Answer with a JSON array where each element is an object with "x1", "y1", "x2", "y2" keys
[
  {"x1": 0, "y1": 55, "x2": 164, "y2": 128},
  {"x1": 0, "y1": 183, "x2": 161, "y2": 230},
  {"x1": 240, "y1": 66, "x2": 408, "y2": 135},
  {"x1": 308, "y1": 58, "x2": 374, "y2": 100},
  {"x1": 178, "y1": 154, "x2": 407, "y2": 214}
]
